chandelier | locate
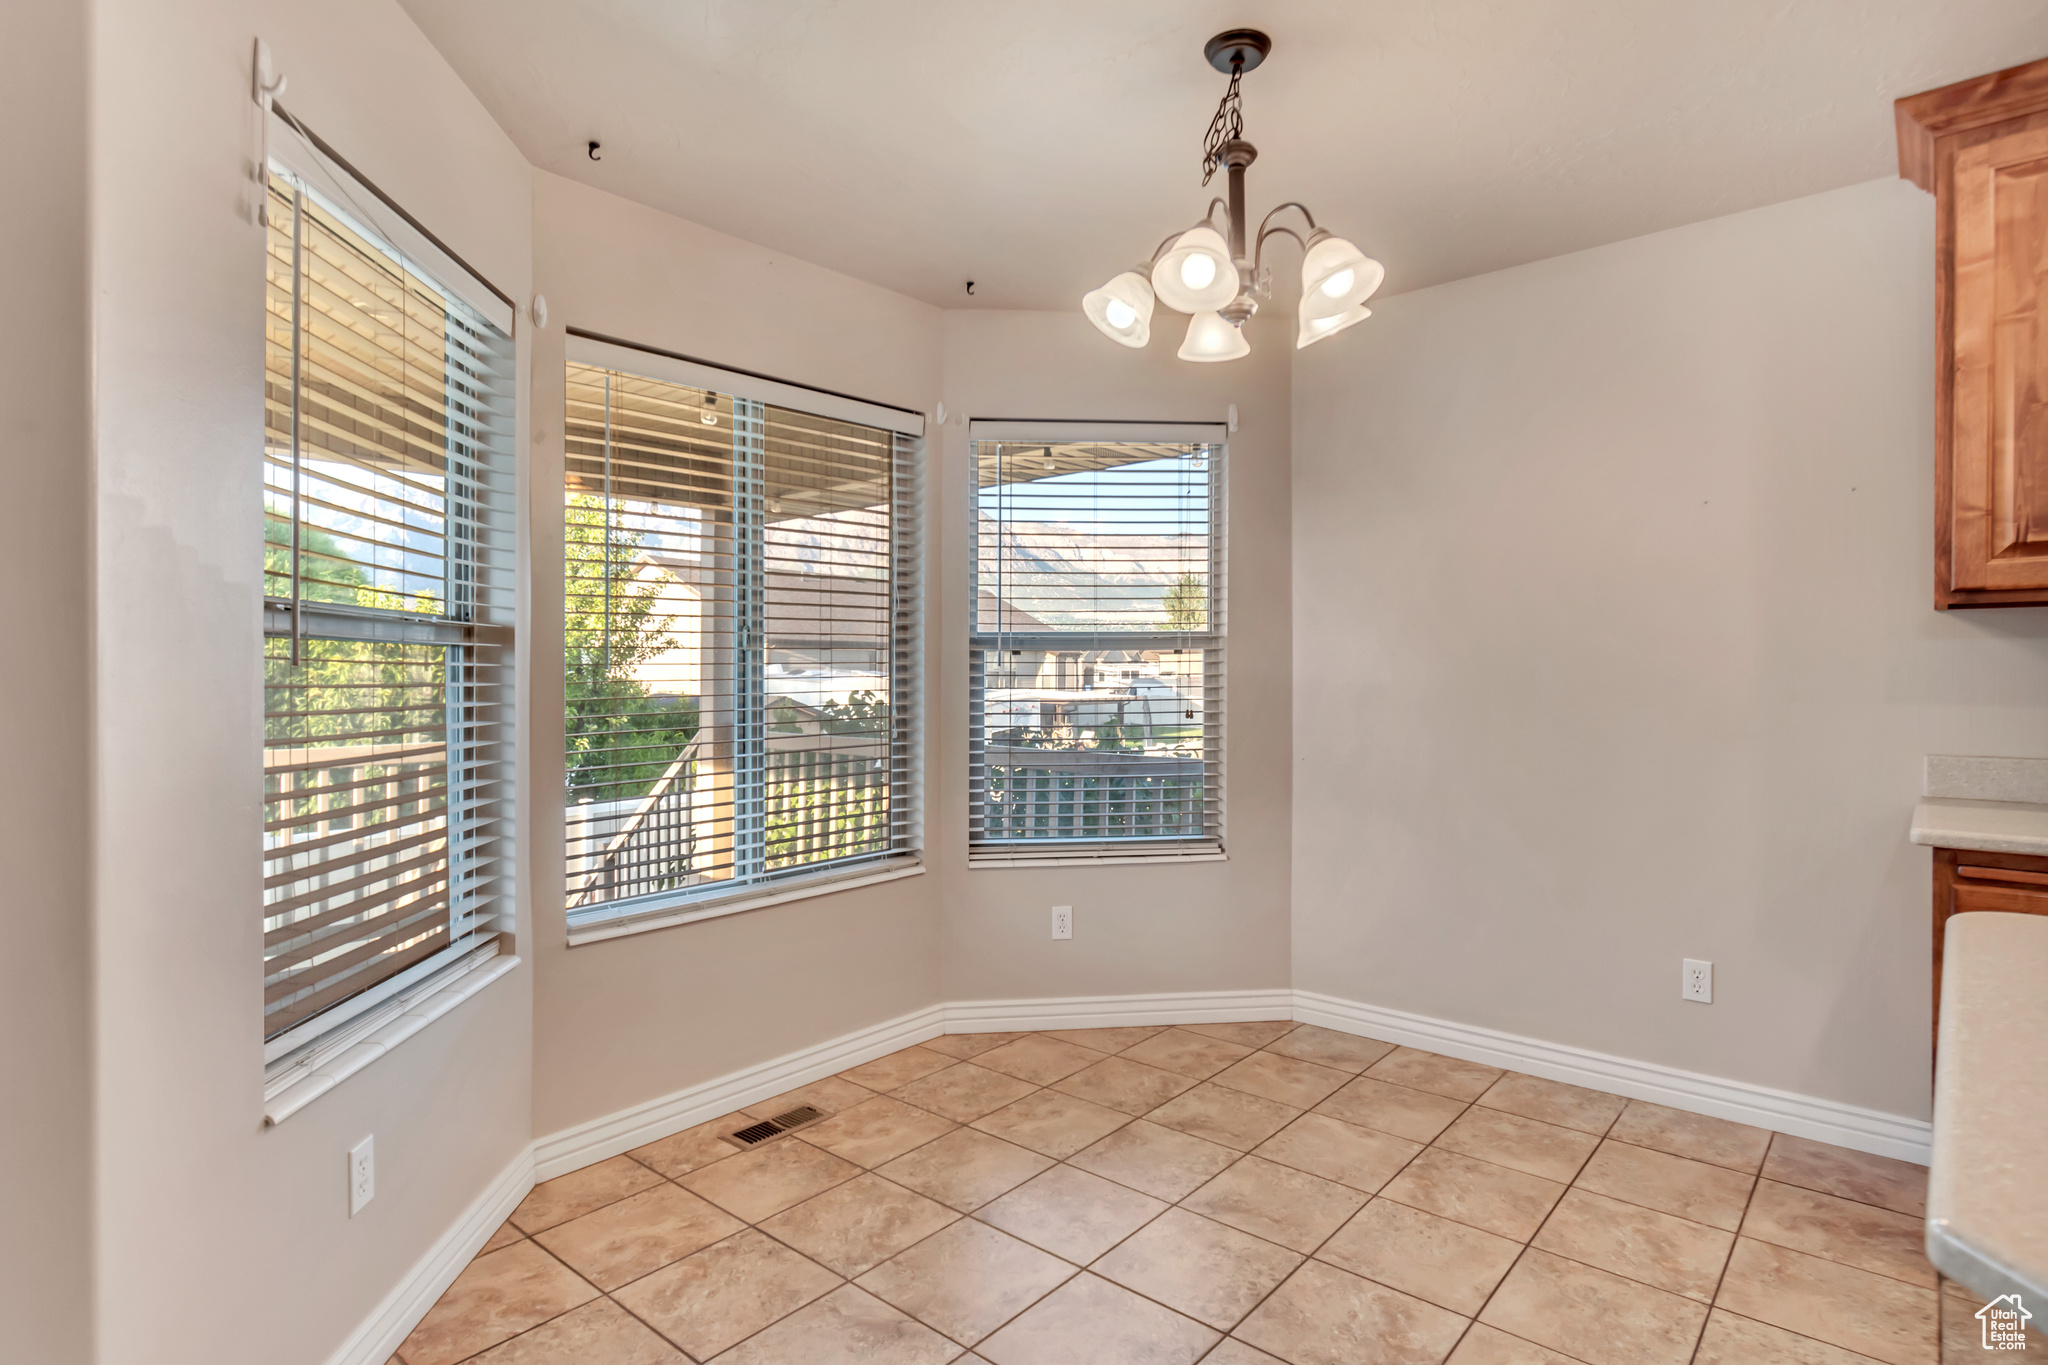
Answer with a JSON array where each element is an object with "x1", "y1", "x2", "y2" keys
[{"x1": 1084, "y1": 30, "x2": 1384, "y2": 362}]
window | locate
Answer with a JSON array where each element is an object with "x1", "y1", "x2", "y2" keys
[
  {"x1": 968, "y1": 422, "x2": 1226, "y2": 863},
  {"x1": 562, "y1": 338, "x2": 923, "y2": 935},
  {"x1": 261, "y1": 132, "x2": 515, "y2": 1069}
]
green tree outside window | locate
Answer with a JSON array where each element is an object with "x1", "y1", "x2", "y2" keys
[{"x1": 564, "y1": 495, "x2": 699, "y2": 803}]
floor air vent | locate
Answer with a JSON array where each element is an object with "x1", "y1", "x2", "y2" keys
[{"x1": 722, "y1": 1104, "x2": 826, "y2": 1149}]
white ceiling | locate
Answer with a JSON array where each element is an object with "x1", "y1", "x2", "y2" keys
[{"x1": 399, "y1": 0, "x2": 2048, "y2": 310}]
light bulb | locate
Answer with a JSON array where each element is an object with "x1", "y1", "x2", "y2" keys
[
  {"x1": 1082, "y1": 271, "x2": 1155, "y2": 348},
  {"x1": 1300, "y1": 236, "x2": 1384, "y2": 322},
  {"x1": 1151, "y1": 226, "x2": 1237, "y2": 312}
]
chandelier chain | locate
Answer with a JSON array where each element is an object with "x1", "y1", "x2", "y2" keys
[{"x1": 1200, "y1": 60, "x2": 1244, "y2": 185}]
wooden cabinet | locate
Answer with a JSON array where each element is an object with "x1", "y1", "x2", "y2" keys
[
  {"x1": 1898, "y1": 59, "x2": 2048, "y2": 608},
  {"x1": 1930, "y1": 847, "x2": 2048, "y2": 1057}
]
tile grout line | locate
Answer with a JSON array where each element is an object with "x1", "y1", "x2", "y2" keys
[
  {"x1": 527, "y1": 1123, "x2": 874, "y2": 1362},
  {"x1": 678, "y1": 1031, "x2": 1166, "y2": 1360},
  {"x1": 638, "y1": 1143, "x2": 925, "y2": 1362},
  {"x1": 1686, "y1": 1135, "x2": 1767, "y2": 1365},
  {"x1": 1708, "y1": 1306, "x2": 1908, "y2": 1365},
  {"x1": 1425, "y1": 1084, "x2": 1625, "y2": 1365},
  {"x1": 951, "y1": 1026, "x2": 1298, "y2": 1350},
  {"x1": 1198, "y1": 1035, "x2": 1609, "y2": 1356},
  {"x1": 809, "y1": 1029, "x2": 1248, "y2": 1355},
  {"x1": 1077, "y1": 1024, "x2": 1342, "y2": 1359},
  {"x1": 1345, "y1": 1066, "x2": 1908, "y2": 1361},
  {"x1": 440, "y1": 1231, "x2": 611, "y2": 1365},
  {"x1": 1153, "y1": 1028, "x2": 1462, "y2": 1358},
  {"x1": 629, "y1": 1129, "x2": 877, "y2": 1359},
  {"x1": 1693, "y1": 1131, "x2": 1948, "y2": 1363},
  {"x1": 1729, "y1": 1176, "x2": 1949, "y2": 1291},
  {"x1": 920, "y1": 1025, "x2": 1318, "y2": 1355}
]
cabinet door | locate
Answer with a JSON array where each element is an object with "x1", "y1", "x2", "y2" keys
[
  {"x1": 1931, "y1": 851, "x2": 2048, "y2": 1060},
  {"x1": 1949, "y1": 122, "x2": 2048, "y2": 595}
]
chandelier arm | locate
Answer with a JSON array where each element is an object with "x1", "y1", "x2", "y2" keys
[
  {"x1": 1256, "y1": 202, "x2": 1321, "y2": 238},
  {"x1": 1147, "y1": 196, "x2": 1235, "y2": 267},
  {"x1": 1253, "y1": 223, "x2": 1307, "y2": 273}
]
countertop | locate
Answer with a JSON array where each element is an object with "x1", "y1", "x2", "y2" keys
[
  {"x1": 1928, "y1": 912, "x2": 2048, "y2": 1306},
  {"x1": 1910, "y1": 798, "x2": 2048, "y2": 857}
]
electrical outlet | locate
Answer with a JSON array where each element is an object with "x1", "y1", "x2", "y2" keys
[
  {"x1": 1051, "y1": 905, "x2": 1073, "y2": 940},
  {"x1": 348, "y1": 1135, "x2": 375, "y2": 1216},
  {"x1": 1682, "y1": 959, "x2": 1713, "y2": 1004}
]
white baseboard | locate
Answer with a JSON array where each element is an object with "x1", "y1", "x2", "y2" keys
[
  {"x1": 532, "y1": 991, "x2": 1293, "y2": 1180},
  {"x1": 1295, "y1": 990, "x2": 1933, "y2": 1165},
  {"x1": 532, "y1": 986, "x2": 1930, "y2": 1178},
  {"x1": 533, "y1": 1004, "x2": 946, "y2": 1181},
  {"x1": 946, "y1": 988, "x2": 1296, "y2": 1033},
  {"x1": 326, "y1": 1142, "x2": 536, "y2": 1365}
]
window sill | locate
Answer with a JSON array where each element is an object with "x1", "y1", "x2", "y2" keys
[
  {"x1": 968, "y1": 848, "x2": 1228, "y2": 869},
  {"x1": 566, "y1": 860, "x2": 925, "y2": 946},
  {"x1": 263, "y1": 953, "x2": 520, "y2": 1126}
]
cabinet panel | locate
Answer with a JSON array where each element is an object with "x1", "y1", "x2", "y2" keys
[
  {"x1": 1952, "y1": 125, "x2": 2048, "y2": 593},
  {"x1": 1898, "y1": 57, "x2": 2048, "y2": 608}
]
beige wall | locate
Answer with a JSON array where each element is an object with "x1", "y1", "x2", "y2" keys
[
  {"x1": 88, "y1": 3, "x2": 535, "y2": 1362},
  {"x1": 1, "y1": 2, "x2": 94, "y2": 1360},
  {"x1": 49, "y1": 14, "x2": 2043, "y2": 1358},
  {"x1": 1290, "y1": 176, "x2": 2048, "y2": 1122},
  {"x1": 528, "y1": 173, "x2": 946, "y2": 1138},
  {"x1": 934, "y1": 311, "x2": 1294, "y2": 1002}
]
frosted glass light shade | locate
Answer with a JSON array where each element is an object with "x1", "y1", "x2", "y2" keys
[
  {"x1": 1297, "y1": 304, "x2": 1370, "y2": 349},
  {"x1": 1178, "y1": 310, "x2": 1251, "y2": 362},
  {"x1": 1152, "y1": 226, "x2": 1240, "y2": 312},
  {"x1": 1300, "y1": 235, "x2": 1385, "y2": 322},
  {"x1": 1082, "y1": 271, "x2": 1155, "y2": 348}
]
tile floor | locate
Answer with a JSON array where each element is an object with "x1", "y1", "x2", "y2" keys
[{"x1": 392, "y1": 1022, "x2": 2042, "y2": 1365}]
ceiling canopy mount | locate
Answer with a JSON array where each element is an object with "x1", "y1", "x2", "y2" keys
[{"x1": 1203, "y1": 29, "x2": 1271, "y2": 75}]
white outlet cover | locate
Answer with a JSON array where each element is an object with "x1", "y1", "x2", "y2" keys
[
  {"x1": 1682, "y1": 959, "x2": 1713, "y2": 1004},
  {"x1": 349, "y1": 1135, "x2": 375, "y2": 1216},
  {"x1": 1051, "y1": 905, "x2": 1073, "y2": 940}
]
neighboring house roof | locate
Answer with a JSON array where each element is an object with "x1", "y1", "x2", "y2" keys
[
  {"x1": 976, "y1": 589, "x2": 1053, "y2": 633},
  {"x1": 640, "y1": 551, "x2": 889, "y2": 644}
]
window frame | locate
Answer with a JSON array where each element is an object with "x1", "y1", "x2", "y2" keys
[
  {"x1": 260, "y1": 111, "x2": 518, "y2": 1078},
  {"x1": 560, "y1": 333, "x2": 927, "y2": 944},
  {"x1": 966, "y1": 419, "x2": 1229, "y2": 867}
]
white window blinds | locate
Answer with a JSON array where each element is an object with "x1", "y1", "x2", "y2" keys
[
  {"x1": 261, "y1": 162, "x2": 515, "y2": 1062},
  {"x1": 563, "y1": 346, "x2": 922, "y2": 930},
  {"x1": 969, "y1": 429, "x2": 1225, "y2": 861}
]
